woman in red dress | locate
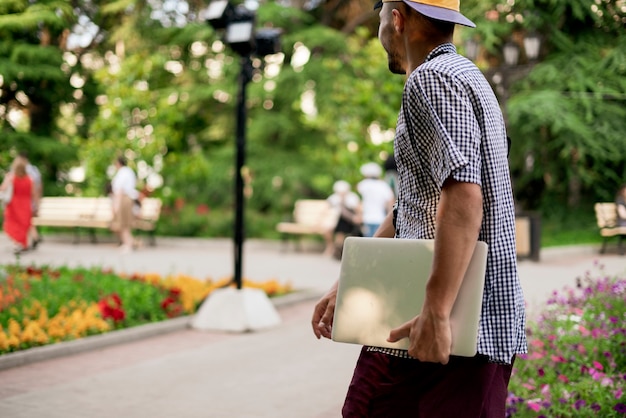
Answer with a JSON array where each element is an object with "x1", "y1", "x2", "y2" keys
[{"x1": 1, "y1": 157, "x2": 33, "y2": 253}]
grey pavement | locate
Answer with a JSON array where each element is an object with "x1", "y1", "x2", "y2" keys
[{"x1": 0, "y1": 233, "x2": 625, "y2": 418}]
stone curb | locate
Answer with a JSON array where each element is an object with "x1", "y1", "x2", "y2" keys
[{"x1": 0, "y1": 289, "x2": 322, "y2": 371}]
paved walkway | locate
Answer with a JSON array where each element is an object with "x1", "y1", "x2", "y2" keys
[{"x1": 0, "y1": 234, "x2": 624, "y2": 417}]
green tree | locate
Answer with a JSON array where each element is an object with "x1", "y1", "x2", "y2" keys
[
  {"x1": 462, "y1": 0, "x2": 626, "y2": 212},
  {"x1": 0, "y1": 0, "x2": 78, "y2": 193}
]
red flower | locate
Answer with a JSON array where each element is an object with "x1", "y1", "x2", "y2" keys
[
  {"x1": 97, "y1": 294, "x2": 126, "y2": 323},
  {"x1": 196, "y1": 204, "x2": 210, "y2": 215},
  {"x1": 160, "y1": 295, "x2": 183, "y2": 318},
  {"x1": 110, "y1": 293, "x2": 122, "y2": 306},
  {"x1": 161, "y1": 297, "x2": 176, "y2": 310}
]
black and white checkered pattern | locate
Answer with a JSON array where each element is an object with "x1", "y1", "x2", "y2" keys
[{"x1": 371, "y1": 43, "x2": 527, "y2": 364}]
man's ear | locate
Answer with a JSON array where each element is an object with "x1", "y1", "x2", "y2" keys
[{"x1": 391, "y1": 8, "x2": 405, "y2": 33}]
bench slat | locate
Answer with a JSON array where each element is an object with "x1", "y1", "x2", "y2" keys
[
  {"x1": 276, "y1": 199, "x2": 339, "y2": 239},
  {"x1": 33, "y1": 197, "x2": 162, "y2": 232}
]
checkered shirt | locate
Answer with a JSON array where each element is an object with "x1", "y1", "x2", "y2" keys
[{"x1": 370, "y1": 43, "x2": 527, "y2": 364}]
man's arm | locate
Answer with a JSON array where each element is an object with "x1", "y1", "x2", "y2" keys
[
  {"x1": 388, "y1": 179, "x2": 482, "y2": 363},
  {"x1": 312, "y1": 210, "x2": 396, "y2": 339}
]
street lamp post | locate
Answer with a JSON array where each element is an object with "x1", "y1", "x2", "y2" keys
[
  {"x1": 192, "y1": 0, "x2": 282, "y2": 332},
  {"x1": 233, "y1": 54, "x2": 252, "y2": 290}
]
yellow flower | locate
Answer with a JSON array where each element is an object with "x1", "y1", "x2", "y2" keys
[
  {"x1": 0, "y1": 330, "x2": 9, "y2": 351},
  {"x1": 8, "y1": 318, "x2": 21, "y2": 337},
  {"x1": 7, "y1": 334, "x2": 19, "y2": 348}
]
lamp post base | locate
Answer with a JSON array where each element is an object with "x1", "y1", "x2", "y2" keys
[{"x1": 191, "y1": 287, "x2": 281, "y2": 332}]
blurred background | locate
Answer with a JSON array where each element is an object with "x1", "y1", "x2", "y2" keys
[{"x1": 0, "y1": 0, "x2": 624, "y2": 246}]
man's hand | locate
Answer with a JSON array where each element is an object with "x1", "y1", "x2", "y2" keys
[
  {"x1": 311, "y1": 281, "x2": 339, "y2": 339},
  {"x1": 387, "y1": 307, "x2": 452, "y2": 364}
]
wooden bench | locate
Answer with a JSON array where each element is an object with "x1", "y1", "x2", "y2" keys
[
  {"x1": 276, "y1": 199, "x2": 339, "y2": 250},
  {"x1": 594, "y1": 202, "x2": 626, "y2": 255},
  {"x1": 32, "y1": 196, "x2": 162, "y2": 245}
]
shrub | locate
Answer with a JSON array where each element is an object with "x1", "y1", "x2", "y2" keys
[
  {"x1": 507, "y1": 264, "x2": 626, "y2": 417},
  {"x1": 0, "y1": 265, "x2": 292, "y2": 354}
]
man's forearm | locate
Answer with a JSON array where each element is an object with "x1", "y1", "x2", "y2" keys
[{"x1": 426, "y1": 180, "x2": 483, "y2": 318}]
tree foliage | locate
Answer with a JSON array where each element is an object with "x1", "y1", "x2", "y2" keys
[
  {"x1": 462, "y1": 0, "x2": 626, "y2": 210},
  {"x1": 0, "y1": 0, "x2": 623, "y2": 238}
]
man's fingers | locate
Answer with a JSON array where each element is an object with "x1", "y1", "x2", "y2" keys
[
  {"x1": 312, "y1": 298, "x2": 335, "y2": 339},
  {"x1": 387, "y1": 320, "x2": 412, "y2": 343}
]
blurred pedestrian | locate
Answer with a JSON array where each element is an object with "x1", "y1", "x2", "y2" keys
[
  {"x1": 357, "y1": 162, "x2": 395, "y2": 237},
  {"x1": 110, "y1": 156, "x2": 140, "y2": 253},
  {"x1": 324, "y1": 180, "x2": 362, "y2": 258},
  {"x1": 0, "y1": 156, "x2": 34, "y2": 254},
  {"x1": 19, "y1": 151, "x2": 42, "y2": 248}
]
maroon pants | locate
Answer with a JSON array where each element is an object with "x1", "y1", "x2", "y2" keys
[{"x1": 342, "y1": 347, "x2": 514, "y2": 418}]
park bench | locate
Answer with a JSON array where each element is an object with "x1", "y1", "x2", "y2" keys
[
  {"x1": 594, "y1": 202, "x2": 626, "y2": 255},
  {"x1": 276, "y1": 199, "x2": 339, "y2": 250},
  {"x1": 32, "y1": 196, "x2": 162, "y2": 246}
]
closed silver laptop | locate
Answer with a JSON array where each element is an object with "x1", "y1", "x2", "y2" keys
[{"x1": 331, "y1": 237, "x2": 488, "y2": 357}]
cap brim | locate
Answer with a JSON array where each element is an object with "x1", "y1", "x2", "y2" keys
[
  {"x1": 404, "y1": 2, "x2": 476, "y2": 27},
  {"x1": 375, "y1": 1, "x2": 476, "y2": 28}
]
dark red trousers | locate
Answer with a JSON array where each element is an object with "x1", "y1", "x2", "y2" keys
[{"x1": 342, "y1": 347, "x2": 514, "y2": 418}]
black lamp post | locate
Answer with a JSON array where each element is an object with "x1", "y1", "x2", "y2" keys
[{"x1": 205, "y1": 1, "x2": 280, "y2": 290}]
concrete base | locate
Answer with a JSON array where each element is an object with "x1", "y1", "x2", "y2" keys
[{"x1": 191, "y1": 287, "x2": 281, "y2": 332}]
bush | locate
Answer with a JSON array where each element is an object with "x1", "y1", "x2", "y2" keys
[
  {"x1": 0, "y1": 264, "x2": 292, "y2": 354},
  {"x1": 507, "y1": 264, "x2": 626, "y2": 417}
]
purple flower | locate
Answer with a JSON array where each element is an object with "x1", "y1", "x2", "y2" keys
[
  {"x1": 574, "y1": 399, "x2": 586, "y2": 410},
  {"x1": 614, "y1": 403, "x2": 626, "y2": 413},
  {"x1": 591, "y1": 403, "x2": 601, "y2": 412}
]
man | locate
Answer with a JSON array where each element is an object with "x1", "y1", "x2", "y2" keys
[{"x1": 311, "y1": 1, "x2": 527, "y2": 416}]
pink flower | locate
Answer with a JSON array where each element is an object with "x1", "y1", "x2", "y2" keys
[
  {"x1": 551, "y1": 354, "x2": 566, "y2": 363},
  {"x1": 527, "y1": 400, "x2": 542, "y2": 412},
  {"x1": 615, "y1": 388, "x2": 623, "y2": 399},
  {"x1": 593, "y1": 361, "x2": 604, "y2": 370},
  {"x1": 531, "y1": 339, "x2": 544, "y2": 348},
  {"x1": 558, "y1": 374, "x2": 569, "y2": 383}
]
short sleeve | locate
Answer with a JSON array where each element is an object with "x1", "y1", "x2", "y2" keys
[{"x1": 406, "y1": 69, "x2": 482, "y2": 188}]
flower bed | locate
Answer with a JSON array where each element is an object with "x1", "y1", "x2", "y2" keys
[
  {"x1": 0, "y1": 264, "x2": 292, "y2": 354},
  {"x1": 507, "y1": 266, "x2": 626, "y2": 417}
]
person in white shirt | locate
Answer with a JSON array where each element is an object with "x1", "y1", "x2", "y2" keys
[
  {"x1": 110, "y1": 156, "x2": 140, "y2": 253},
  {"x1": 357, "y1": 162, "x2": 395, "y2": 237}
]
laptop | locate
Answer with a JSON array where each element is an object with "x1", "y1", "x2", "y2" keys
[{"x1": 331, "y1": 237, "x2": 488, "y2": 357}]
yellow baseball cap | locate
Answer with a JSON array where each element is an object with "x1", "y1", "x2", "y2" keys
[{"x1": 374, "y1": 0, "x2": 476, "y2": 28}]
